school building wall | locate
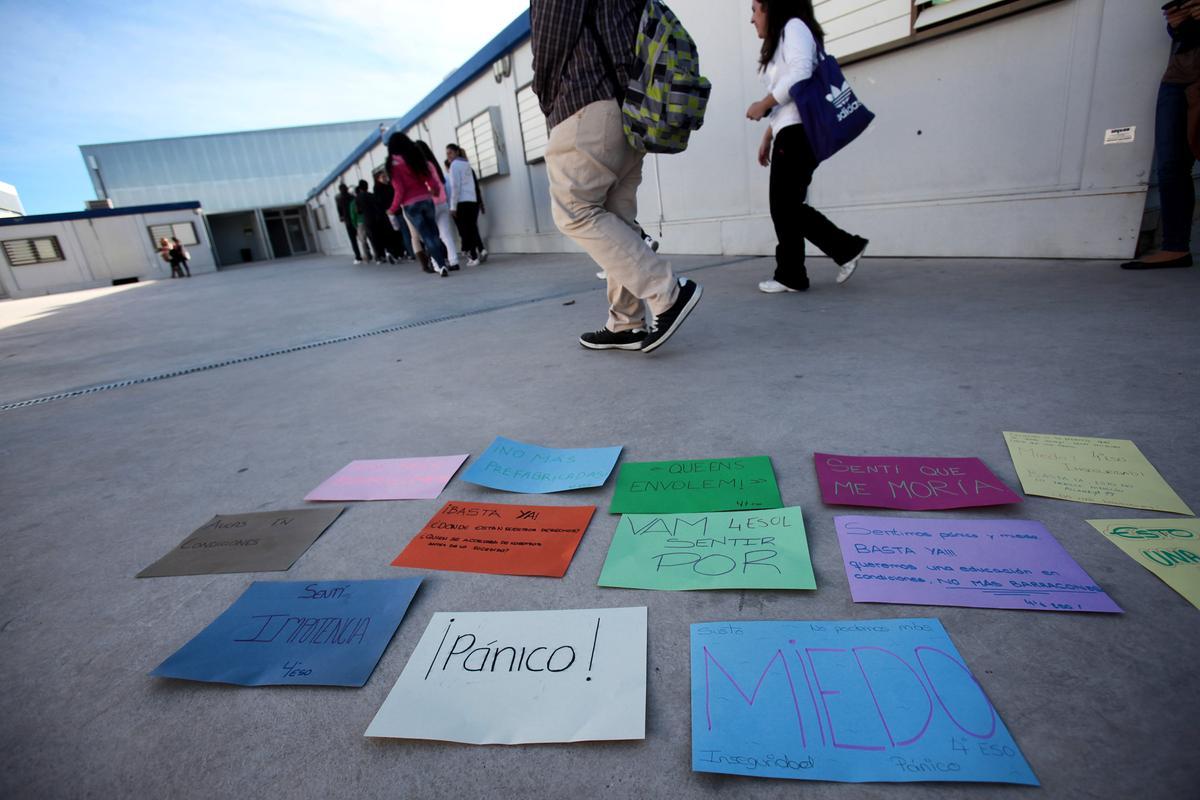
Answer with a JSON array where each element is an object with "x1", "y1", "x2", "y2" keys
[
  {"x1": 306, "y1": 1, "x2": 1163, "y2": 261},
  {"x1": 0, "y1": 203, "x2": 217, "y2": 298}
]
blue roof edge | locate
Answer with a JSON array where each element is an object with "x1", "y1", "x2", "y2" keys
[
  {"x1": 0, "y1": 201, "x2": 202, "y2": 227},
  {"x1": 306, "y1": 9, "x2": 532, "y2": 202}
]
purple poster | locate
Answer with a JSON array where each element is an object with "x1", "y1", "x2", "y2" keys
[
  {"x1": 835, "y1": 516, "x2": 1122, "y2": 614},
  {"x1": 814, "y1": 453, "x2": 1021, "y2": 511}
]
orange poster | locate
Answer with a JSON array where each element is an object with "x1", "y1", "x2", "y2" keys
[{"x1": 392, "y1": 501, "x2": 596, "y2": 577}]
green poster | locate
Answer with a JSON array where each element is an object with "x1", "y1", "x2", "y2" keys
[
  {"x1": 609, "y1": 456, "x2": 783, "y2": 514},
  {"x1": 598, "y1": 507, "x2": 815, "y2": 591},
  {"x1": 1086, "y1": 518, "x2": 1200, "y2": 611}
]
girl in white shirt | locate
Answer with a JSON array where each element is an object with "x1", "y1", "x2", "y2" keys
[{"x1": 746, "y1": 0, "x2": 868, "y2": 293}]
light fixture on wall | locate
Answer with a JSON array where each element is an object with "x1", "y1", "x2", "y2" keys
[{"x1": 493, "y1": 55, "x2": 512, "y2": 84}]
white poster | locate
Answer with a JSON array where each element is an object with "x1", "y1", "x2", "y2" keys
[{"x1": 365, "y1": 607, "x2": 647, "y2": 744}]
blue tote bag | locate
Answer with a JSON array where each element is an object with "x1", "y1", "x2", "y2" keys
[{"x1": 788, "y1": 48, "x2": 874, "y2": 162}]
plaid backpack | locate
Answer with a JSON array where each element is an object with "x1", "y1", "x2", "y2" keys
[{"x1": 588, "y1": 0, "x2": 712, "y2": 154}]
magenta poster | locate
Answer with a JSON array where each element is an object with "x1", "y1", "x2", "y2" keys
[
  {"x1": 834, "y1": 515, "x2": 1122, "y2": 613},
  {"x1": 814, "y1": 453, "x2": 1021, "y2": 510}
]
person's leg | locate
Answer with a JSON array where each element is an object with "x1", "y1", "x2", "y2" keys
[
  {"x1": 356, "y1": 223, "x2": 372, "y2": 261},
  {"x1": 182, "y1": 259, "x2": 191, "y2": 276},
  {"x1": 767, "y1": 127, "x2": 810, "y2": 290},
  {"x1": 1156, "y1": 81, "x2": 1195, "y2": 255},
  {"x1": 788, "y1": 127, "x2": 866, "y2": 267},
  {"x1": 397, "y1": 218, "x2": 415, "y2": 258},
  {"x1": 604, "y1": 151, "x2": 651, "y2": 329},
  {"x1": 367, "y1": 223, "x2": 386, "y2": 262},
  {"x1": 435, "y1": 204, "x2": 460, "y2": 268},
  {"x1": 406, "y1": 201, "x2": 449, "y2": 270},
  {"x1": 546, "y1": 100, "x2": 678, "y2": 329},
  {"x1": 456, "y1": 202, "x2": 481, "y2": 259},
  {"x1": 345, "y1": 221, "x2": 362, "y2": 260}
]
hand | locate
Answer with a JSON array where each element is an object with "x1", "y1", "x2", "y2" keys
[
  {"x1": 746, "y1": 99, "x2": 772, "y2": 121},
  {"x1": 387, "y1": 214, "x2": 401, "y2": 231},
  {"x1": 1167, "y1": 6, "x2": 1189, "y2": 26},
  {"x1": 758, "y1": 136, "x2": 772, "y2": 167}
]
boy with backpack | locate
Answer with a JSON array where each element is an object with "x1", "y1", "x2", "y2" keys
[{"x1": 530, "y1": 0, "x2": 707, "y2": 354}]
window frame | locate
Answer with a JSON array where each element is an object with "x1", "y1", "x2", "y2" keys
[
  {"x1": 516, "y1": 83, "x2": 549, "y2": 165},
  {"x1": 454, "y1": 106, "x2": 509, "y2": 180},
  {"x1": 824, "y1": 0, "x2": 1065, "y2": 66},
  {"x1": 2, "y1": 236, "x2": 65, "y2": 267},
  {"x1": 147, "y1": 221, "x2": 199, "y2": 248}
]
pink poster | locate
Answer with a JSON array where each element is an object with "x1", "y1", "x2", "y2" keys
[
  {"x1": 305, "y1": 455, "x2": 469, "y2": 501},
  {"x1": 814, "y1": 452, "x2": 1021, "y2": 510}
]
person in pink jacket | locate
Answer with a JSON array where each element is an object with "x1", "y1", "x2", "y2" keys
[
  {"x1": 386, "y1": 132, "x2": 451, "y2": 277},
  {"x1": 415, "y1": 139, "x2": 461, "y2": 271}
]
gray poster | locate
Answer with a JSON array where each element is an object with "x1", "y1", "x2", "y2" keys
[{"x1": 136, "y1": 507, "x2": 347, "y2": 578}]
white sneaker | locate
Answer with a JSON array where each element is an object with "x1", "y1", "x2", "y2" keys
[
  {"x1": 353, "y1": 259, "x2": 362, "y2": 264},
  {"x1": 758, "y1": 279, "x2": 799, "y2": 293},
  {"x1": 438, "y1": 265, "x2": 449, "y2": 277},
  {"x1": 837, "y1": 241, "x2": 868, "y2": 284},
  {"x1": 596, "y1": 271, "x2": 607, "y2": 280},
  {"x1": 467, "y1": 257, "x2": 481, "y2": 267},
  {"x1": 643, "y1": 234, "x2": 659, "y2": 252},
  {"x1": 479, "y1": 249, "x2": 488, "y2": 262}
]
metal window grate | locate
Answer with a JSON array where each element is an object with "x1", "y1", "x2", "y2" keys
[
  {"x1": 3, "y1": 236, "x2": 64, "y2": 267},
  {"x1": 148, "y1": 222, "x2": 198, "y2": 247},
  {"x1": 517, "y1": 84, "x2": 548, "y2": 164},
  {"x1": 454, "y1": 107, "x2": 508, "y2": 179}
]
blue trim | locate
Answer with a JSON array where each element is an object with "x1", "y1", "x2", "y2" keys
[
  {"x1": 0, "y1": 201, "x2": 202, "y2": 227},
  {"x1": 306, "y1": 10, "x2": 532, "y2": 202}
]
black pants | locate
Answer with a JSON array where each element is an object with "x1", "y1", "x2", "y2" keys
[
  {"x1": 343, "y1": 221, "x2": 361, "y2": 260},
  {"x1": 365, "y1": 219, "x2": 388, "y2": 261},
  {"x1": 454, "y1": 201, "x2": 484, "y2": 258},
  {"x1": 769, "y1": 125, "x2": 864, "y2": 288}
]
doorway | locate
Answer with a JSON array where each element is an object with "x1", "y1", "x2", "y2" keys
[{"x1": 263, "y1": 208, "x2": 311, "y2": 258}]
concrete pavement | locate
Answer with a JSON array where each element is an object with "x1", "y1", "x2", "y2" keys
[{"x1": 0, "y1": 252, "x2": 1197, "y2": 799}]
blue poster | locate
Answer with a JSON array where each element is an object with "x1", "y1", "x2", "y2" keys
[
  {"x1": 152, "y1": 578, "x2": 422, "y2": 687},
  {"x1": 461, "y1": 436, "x2": 623, "y2": 494},
  {"x1": 690, "y1": 619, "x2": 1038, "y2": 785}
]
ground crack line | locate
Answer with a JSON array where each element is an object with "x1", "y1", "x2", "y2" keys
[{"x1": 0, "y1": 256, "x2": 757, "y2": 412}]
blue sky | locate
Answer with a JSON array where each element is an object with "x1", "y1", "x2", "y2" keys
[{"x1": 0, "y1": 0, "x2": 530, "y2": 215}]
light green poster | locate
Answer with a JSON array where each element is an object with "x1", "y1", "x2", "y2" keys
[
  {"x1": 1086, "y1": 518, "x2": 1200, "y2": 610},
  {"x1": 598, "y1": 507, "x2": 816, "y2": 591},
  {"x1": 609, "y1": 456, "x2": 783, "y2": 514},
  {"x1": 1003, "y1": 432, "x2": 1192, "y2": 515}
]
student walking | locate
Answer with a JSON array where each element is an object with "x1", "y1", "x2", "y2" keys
[
  {"x1": 1123, "y1": 0, "x2": 1200, "y2": 270},
  {"x1": 335, "y1": 183, "x2": 363, "y2": 263},
  {"x1": 348, "y1": 185, "x2": 374, "y2": 263},
  {"x1": 415, "y1": 140, "x2": 461, "y2": 271},
  {"x1": 445, "y1": 143, "x2": 486, "y2": 265},
  {"x1": 531, "y1": 0, "x2": 701, "y2": 354},
  {"x1": 746, "y1": 0, "x2": 867, "y2": 293},
  {"x1": 170, "y1": 237, "x2": 191, "y2": 277},
  {"x1": 158, "y1": 237, "x2": 184, "y2": 278},
  {"x1": 374, "y1": 170, "x2": 414, "y2": 261},
  {"x1": 356, "y1": 180, "x2": 388, "y2": 263},
  {"x1": 386, "y1": 133, "x2": 451, "y2": 277}
]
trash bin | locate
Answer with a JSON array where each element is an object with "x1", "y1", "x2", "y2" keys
[{"x1": 239, "y1": 248, "x2": 252, "y2": 263}]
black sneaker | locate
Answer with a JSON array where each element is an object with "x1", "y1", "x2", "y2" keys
[
  {"x1": 642, "y1": 278, "x2": 701, "y2": 354},
  {"x1": 579, "y1": 328, "x2": 648, "y2": 350}
]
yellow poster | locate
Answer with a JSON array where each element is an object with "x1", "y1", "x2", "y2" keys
[
  {"x1": 1086, "y1": 518, "x2": 1200, "y2": 610},
  {"x1": 1003, "y1": 432, "x2": 1192, "y2": 515}
]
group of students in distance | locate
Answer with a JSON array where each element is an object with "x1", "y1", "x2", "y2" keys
[{"x1": 335, "y1": 140, "x2": 488, "y2": 277}]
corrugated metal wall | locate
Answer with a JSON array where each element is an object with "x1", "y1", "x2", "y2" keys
[{"x1": 79, "y1": 121, "x2": 391, "y2": 214}]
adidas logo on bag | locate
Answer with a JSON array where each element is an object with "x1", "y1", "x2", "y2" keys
[{"x1": 825, "y1": 81, "x2": 853, "y2": 107}]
